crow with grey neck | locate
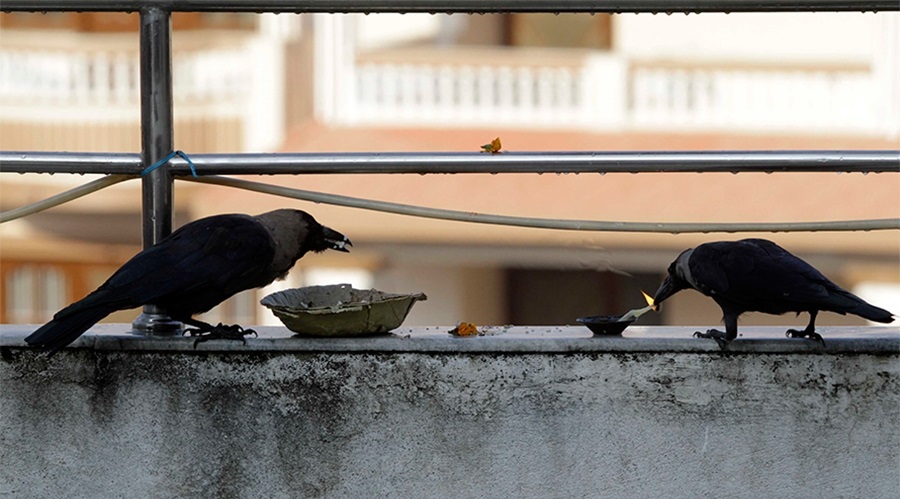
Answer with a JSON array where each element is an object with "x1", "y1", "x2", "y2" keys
[
  {"x1": 25, "y1": 209, "x2": 351, "y2": 356},
  {"x1": 652, "y1": 238, "x2": 893, "y2": 348}
]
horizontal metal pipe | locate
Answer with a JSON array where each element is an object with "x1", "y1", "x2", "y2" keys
[
  {"x1": 1, "y1": 0, "x2": 897, "y2": 12},
  {"x1": 1, "y1": 150, "x2": 898, "y2": 175},
  {"x1": 0, "y1": 152, "x2": 142, "y2": 175}
]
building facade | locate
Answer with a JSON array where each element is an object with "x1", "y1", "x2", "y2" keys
[{"x1": 2, "y1": 12, "x2": 898, "y2": 327}]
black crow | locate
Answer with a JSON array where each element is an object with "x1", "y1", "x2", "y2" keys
[
  {"x1": 652, "y1": 238, "x2": 894, "y2": 347},
  {"x1": 25, "y1": 209, "x2": 351, "y2": 355}
]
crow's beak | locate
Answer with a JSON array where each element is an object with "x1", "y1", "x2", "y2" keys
[
  {"x1": 652, "y1": 275, "x2": 679, "y2": 310},
  {"x1": 323, "y1": 227, "x2": 352, "y2": 253}
]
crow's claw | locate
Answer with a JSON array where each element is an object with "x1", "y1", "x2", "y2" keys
[
  {"x1": 693, "y1": 329, "x2": 730, "y2": 350},
  {"x1": 786, "y1": 328, "x2": 826, "y2": 347},
  {"x1": 186, "y1": 323, "x2": 257, "y2": 348}
]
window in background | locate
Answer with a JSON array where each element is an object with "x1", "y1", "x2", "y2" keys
[
  {"x1": 509, "y1": 13, "x2": 613, "y2": 50},
  {"x1": 3, "y1": 265, "x2": 68, "y2": 324}
]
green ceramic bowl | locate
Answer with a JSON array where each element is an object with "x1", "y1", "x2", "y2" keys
[{"x1": 261, "y1": 284, "x2": 427, "y2": 337}]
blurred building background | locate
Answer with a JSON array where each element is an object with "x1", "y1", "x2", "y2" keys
[{"x1": 1, "y1": 11, "x2": 898, "y2": 329}]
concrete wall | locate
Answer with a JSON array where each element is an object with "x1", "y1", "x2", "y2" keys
[{"x1": 1, "y1": 326, "x2": 898, "y2": 498}]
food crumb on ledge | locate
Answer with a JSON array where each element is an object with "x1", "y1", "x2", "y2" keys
[{"x1": 449, "y1": 322, "x2": 480, "y2": 337}]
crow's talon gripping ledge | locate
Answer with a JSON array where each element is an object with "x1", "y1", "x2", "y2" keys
[
  {"x1": 186, "y1": 323, "x2": 257, "y2": 348},
  {"x1": 693, "y1": 329, "x2": 730, "y2": 351},
  {"x1": 785, "y1": 328, "x2": 826, "y2": 347}
]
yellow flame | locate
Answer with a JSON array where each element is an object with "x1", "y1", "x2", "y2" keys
[{"x1": 641, "y1": 290, "x2": 657, "y2": 311}]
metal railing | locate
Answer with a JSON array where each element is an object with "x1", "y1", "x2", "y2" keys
[
  {"x1": 3, "y1": 149, "x2": 900, "y2": 175},
  {"x1": 2, "y1": 0, "x2": 898, "y2": 13},
  {"x1": 2, "y1": 1, "x2": 899, "y2": 333}
]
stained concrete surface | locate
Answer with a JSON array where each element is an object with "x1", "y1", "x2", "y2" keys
[{"x1": 1, "y1": 325, "x2": 898, "y2": 498}]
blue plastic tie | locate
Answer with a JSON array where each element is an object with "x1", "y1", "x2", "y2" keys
[{"x1": 141, "y1": 150, "x2": 198, "y2": 178}]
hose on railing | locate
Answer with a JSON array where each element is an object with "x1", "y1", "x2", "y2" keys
[
  {"x1": 187, "y1": 175, "x2": 900, "y2": 233},
  {"x1": 0, "y1": 175, "x2": 134, "y2": 224},
  {"x1": 3, "y1": 172, "x2": 899, "y2": 233}
]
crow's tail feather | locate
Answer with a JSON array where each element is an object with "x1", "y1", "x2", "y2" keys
[
  {"x1": 829, "y1": 289, "x2": 894, "y2": 324},
  {"x1": 25, "y1": 304, "x2": 115, "y2": 356},
  {"x1": 852, "y1": 301, "x2": 894, "y2": 324}
]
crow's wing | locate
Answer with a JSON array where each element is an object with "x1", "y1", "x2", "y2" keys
[
  {"x1": 689, "y1": 239, "x2": 835, "y2": 311},
  {"x1": 28, "y1": 215, "x2": 277, "y2": 354},
  {"x1": 67, "y1": 215, "x2": 276, "y2": 316}
]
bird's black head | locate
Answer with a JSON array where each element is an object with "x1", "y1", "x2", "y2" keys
[
  {"x1": 314, "y1": 224, "x2": 352, "y2": 253},
  {"x1": 295, "y1": 211, "x2": 351, "y2": 254},
  {"x1": 652, "y1": 248, "x2": 693, "y2": 309},
  {"x1": 254, "y1": 209, "x2": 352, "y2": 264}
]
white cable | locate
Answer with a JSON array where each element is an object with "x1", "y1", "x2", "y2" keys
[
  {"x1": 188, "y1": 175, "x2": 900, "y2": 233},
  {"x1": 0, "y1": 175, "x2": 135, "y2": 224}
]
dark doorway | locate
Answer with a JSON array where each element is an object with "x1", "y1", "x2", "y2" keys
[{"x1": 505, "y1": 268, "x2": 662, "y2": 326}]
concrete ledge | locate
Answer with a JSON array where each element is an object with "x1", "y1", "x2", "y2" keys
[
  {"x1": 1, "y1": 324, "x2": 898, "y2": 354},
  {"x1": 2, "y1": 324, "x2": 898, "y2": 498}
]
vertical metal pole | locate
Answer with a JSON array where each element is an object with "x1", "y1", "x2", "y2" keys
[{"x1": 132, "y1": 7, "x2": 182, "y2": 335}]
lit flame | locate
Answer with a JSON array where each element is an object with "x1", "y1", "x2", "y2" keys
[{"x1": 641, "y1": 290, "x2": 657, "y2": 311}]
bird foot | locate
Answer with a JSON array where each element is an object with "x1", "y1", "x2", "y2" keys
[
  {"x1": 693, "y1": 329, "x2": 731, "y2": 350},
  {"x1": 785, "y1": 328, "x2": 826, "y2": 347},
  {"x1": 186, "y1": 323, "x2": 257, "y2": 347}
]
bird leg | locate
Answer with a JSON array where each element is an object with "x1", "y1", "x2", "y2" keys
[
  {"x1": 785, "y1": 311, "x2": 825, "y2": 346},
  {"x1": 182, "y1": 318, "x2": 257, "y2": 347},
  {"x1": 693, "y1": 329, "x2": 730, "y2": 350},
  {"x1": 692, "y1": 314, "x2": 738, "y2": 350}
]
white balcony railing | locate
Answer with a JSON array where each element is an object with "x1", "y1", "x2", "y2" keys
[
  {"x1": 311, "y1": 15, "x2": 897, "y2": 137},
  {"x1": 0, "y1": 47, "x2": 248, "y2": 118},
  {"x1": 629, "y1": 64, "x2": 880, "y2": 135},
  {"x1": 353, "y1": 63, "x2": 583, "y2": 127},
  {"x1": 335, "y1": 53, "x2": 888, "y2": 136},
  {"x1": 2, "y1": 22, "x2": 897, "y2": 145},
  {"x1": 0, "y1": 29, "x2": 286, "y2": 152}
]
